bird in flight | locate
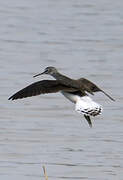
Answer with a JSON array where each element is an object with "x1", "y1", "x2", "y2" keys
[{"x1": 8, "y1": 67, "x2": 115, "y2": 127}]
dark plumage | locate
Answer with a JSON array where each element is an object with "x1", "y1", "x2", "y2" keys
[
  {"x1": 8, "y1": 67, "x2": 115, "y2": 127},
  {"x1": 8, "y1": 80, "x2": 70, "y2": 100}
]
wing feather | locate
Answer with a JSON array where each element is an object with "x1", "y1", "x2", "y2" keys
[
  {"x1": 8, "y1": 80, "x2": 69, "y2": 100},
  {"x1": 78, "y1": 78, "x2": 115, "y2": 101}
]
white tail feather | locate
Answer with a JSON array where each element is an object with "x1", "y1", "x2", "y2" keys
[{"x1": 75, "y1": 96, "x2": 102, "y2": 117}]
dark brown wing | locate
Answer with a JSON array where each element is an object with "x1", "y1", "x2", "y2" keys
[
  {"x1": 8, "y1": 80, "x2": 69, "y2": 100},
  {"x1": 78, "y1": 78, "x2": 115, "y2": 101}
]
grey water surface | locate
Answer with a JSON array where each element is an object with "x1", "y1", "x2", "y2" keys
[{"x1": 0, "y1": 0, "x2": 123, "y2": 180}]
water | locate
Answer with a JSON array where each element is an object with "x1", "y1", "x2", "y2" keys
[{"x1": 0, "y1": 0, "x2": 123, "y2": 179}]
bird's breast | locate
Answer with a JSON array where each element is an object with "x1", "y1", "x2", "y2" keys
[{"x1": 61, "y1": 91, "x2": 80, "y2": 103}]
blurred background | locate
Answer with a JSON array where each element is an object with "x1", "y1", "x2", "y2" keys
[{"x1": 0, "y1": 0, "x2": 123, "y2": 180}]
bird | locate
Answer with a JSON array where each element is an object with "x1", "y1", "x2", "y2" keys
[{"x1": 8, "y1": 66, "x2": 115, "y2": 127}]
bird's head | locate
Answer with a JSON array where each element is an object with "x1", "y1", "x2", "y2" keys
[{"x1": 33, "y1": 66, "x2": 58, "y2": 77}]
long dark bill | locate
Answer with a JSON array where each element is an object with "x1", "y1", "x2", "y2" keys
[{"x1": 33, "y1": 71, "x2": 46, "y2": 78}]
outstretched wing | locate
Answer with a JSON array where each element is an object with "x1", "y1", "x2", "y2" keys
[
  {"x1": 78, "y1": 78, "x2": 115, "y2": 101},
  {"x1": 8, "y1": 80, "x2": 69, "y2": 100}
]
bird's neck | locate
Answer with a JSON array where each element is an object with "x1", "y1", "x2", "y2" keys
[
  {"x1": 51, "y1": 72, "x2": 71, "y2": 81},
  {"x1": 51, "y1": 72, "x2": 79, "y2": 89}
]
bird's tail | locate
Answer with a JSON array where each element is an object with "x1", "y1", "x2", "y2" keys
[{"x1": 75, "y1": 96, "x2": 103, "y2": 127}]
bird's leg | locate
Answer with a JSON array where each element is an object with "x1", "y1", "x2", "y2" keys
[{"x1": 84, "y1": 115, "x2": 92, "y2": 128}]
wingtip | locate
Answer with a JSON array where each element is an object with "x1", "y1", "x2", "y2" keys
[
  {"x1": 8, "y1": 97, "x2": 14, "y2": 100},
  {"x1": 101, "y1": 90, "x2": 115, "y2": 102},
  {"x1": 111, "y1": 97, "x2": 115, "y2": 102},
  {"x1": 8, "y1": 95, "x2": 17, "y2": 100}
]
